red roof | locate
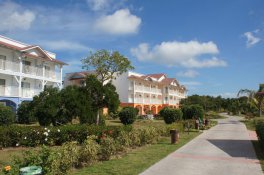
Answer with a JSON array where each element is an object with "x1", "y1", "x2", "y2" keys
[
  {"x1": 0, "y1": 40, "x2": 67, "y2": 65},
  {"x1": 146, "y1": 73, "x2": 166, "y2": 79}
]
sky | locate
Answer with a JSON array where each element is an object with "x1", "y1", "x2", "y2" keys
[{"x1": 0, "y1": 0, "x2": 263, "y2": 98}]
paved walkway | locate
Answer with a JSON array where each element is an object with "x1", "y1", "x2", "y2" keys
[{"x1": 140, "y1": 114, "x2": 263, "y2": 175}]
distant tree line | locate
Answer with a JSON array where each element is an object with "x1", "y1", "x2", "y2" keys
[{"x1": 180, "y1": 94, "x2": 258, "y2": 116}]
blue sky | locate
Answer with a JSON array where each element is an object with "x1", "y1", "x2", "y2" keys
[{"x1": 0, "y1": 0, "x2": 263, "y2": 97}]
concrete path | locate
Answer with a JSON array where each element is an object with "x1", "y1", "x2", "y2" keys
[{"x1": 140, "y1": 114, "x2": 263, "y2": 175}]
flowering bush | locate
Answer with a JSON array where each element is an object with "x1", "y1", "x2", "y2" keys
[
  {"x1": 0, "y1": 125, "x2": 132, "y2": 148},
  {"x1": 2, "y1": 165, "x2": 11, "y2": 174}
]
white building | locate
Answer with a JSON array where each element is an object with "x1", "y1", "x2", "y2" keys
[
  {"x1": 0, "y1": 35, "x2": 66, "y2": 111},
  {"x1": 112, "y1": 71, "x2": 187, "y2": 115}
]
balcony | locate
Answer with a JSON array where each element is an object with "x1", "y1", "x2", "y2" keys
[
  {"x1": 133, "y1": 85, "x2": 162, "y2": 94},
  {"x1": 0, "y1": 60, "x2": 19, "y2": 72},
  {"x1": 128, "y1": 97, "x2": 162, "y2": 105},
  {"x1": 21, "y1": 87, "x2": 42, "y2": 98},
  {"x1": 0, "y1": 60, "x2": 61, "y2": 81},
  {"x1": 0, "y1": 85, "x2": 19, "y2": 97},
  {"x1": 0, "y1": 85, "x2": 42, "y2": 98}
]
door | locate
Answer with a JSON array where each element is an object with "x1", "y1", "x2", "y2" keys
[
  {"x1": 0, "y1": 79, "x2": 5, "y2": 95},
  {"x1": 0, "y1": 55, "x2": 6, "y2": 70},
  {"x1": 21, "y1": 82, "x2": 30, "y2": 97},
  {"x1": 22, "y1": 60, "x2": 31, "y2": 74}
]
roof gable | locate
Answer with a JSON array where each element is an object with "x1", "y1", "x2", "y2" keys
[{"x1": 20, "y1": 46, "x2": 53, "y2": 61}]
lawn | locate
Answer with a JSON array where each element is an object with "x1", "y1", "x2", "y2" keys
[{"x1": 72, "y1": 132, "x2": 199, "y2": 175}]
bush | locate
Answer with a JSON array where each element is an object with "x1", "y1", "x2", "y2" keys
[
  {"x1": 0, "y1": 104, "x2": 15, "y2": 126},
  {"x1": 100, "y1": 136, "x2": 117, "y2": 160},
  {"x1": 256, "y1": 120, "x2": 264, "y2": 148},
  {"x1": 0, "y1": 124, "x2": 131, "y2": 148},
  {"x1": 159, "y1": 107, "x2": 182, "y2": 124},
  {"x1": 181, "y1": 105, "x2": 204, "y2": 120},
  {"x1": 17, "y1": 101, "x2": 36, "y2": 124},
  {"x1": 119, "y1": 107, "x2": 137, "y2": 125},
  {"x1": 78, "y1": 136, "x2": 100, "y2": 166}
]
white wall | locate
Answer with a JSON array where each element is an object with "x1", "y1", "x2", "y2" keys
[{"x1": 112, "y1": 72, "x2": 129, "y2": 103}]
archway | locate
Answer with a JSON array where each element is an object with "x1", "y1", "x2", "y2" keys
[
  {"x1": 0, "y1": 99, "x2": 17, "y2": 112},
  {"x1": 135, "y1": 105, "x2": 143, "y2": 115},
  {"x1": 157, "y1": 106, "x2": 163, "y2": 113},
  {"x1": 151, "y1": 105, "x2": 157, "y2": 114}
]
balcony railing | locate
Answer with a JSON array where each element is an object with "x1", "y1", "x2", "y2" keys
[
  {"x1": 0, "y1": 85, "x2": 19, "y2": 97},
  {"x1": 21, "y1": 87, "x2": 42, "y2": 98},
  {"x1": 0, "y1": 60, "x2": 19, "y2": 72},
  {"x1": 133, "y1": 85, "x2": 162, "y2": 94},
  {"x1": 0, "y1": 60, "x2": 61, "y2": 81},
  {"x1": 0, "y1": 85, "x2": 42, "y2": 98}
]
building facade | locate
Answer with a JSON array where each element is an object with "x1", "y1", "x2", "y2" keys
[
  {"x1": 0, "y1": 35, "x2": 66, "y2": 111},
  {"x1": 63, "y1": 71, "x2": 94, "y2": 87},
  {"x1": 112, "y1": 71, "x2": 187, "y2": 115}
]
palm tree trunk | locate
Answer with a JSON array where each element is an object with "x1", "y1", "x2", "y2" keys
[{"x1": 260, "y1": 100, "x2": 263, "y2": 117}]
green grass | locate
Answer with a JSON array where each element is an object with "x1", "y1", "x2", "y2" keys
[{"x1": 72, "y1": 132, "x2": 199, "y2": 175}]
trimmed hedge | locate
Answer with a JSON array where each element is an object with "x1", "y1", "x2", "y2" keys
[
  {"x1": 119, "y1": 107, "x2": 137, "y2": 125},
  {"x1": 256, "y1": 120, "x2": 264, "y2": 148},
  {"x1": 159, "y1": 107, "x2": 183, "y2": 124},
  {"x1": 0, "y1": 125, "x2": 132, "y2": 148},
  {"x1": 0, "y1": 105, "x2": 15, "y2": 126}
]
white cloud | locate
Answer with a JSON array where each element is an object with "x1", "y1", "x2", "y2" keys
[
  {"x1": 63, "y1": 60, "x2": 83, "y2": 74},
  {"x1": 40, "y1": 40, "x2": 90, "y2": 52},
  {"x1": 176, "y1": 70, "x2": 199, "y2": 78},
  {"x1": 0, "y1": 1, "x2": 35, "y2": 32},
  {"x1": 211, "y1": 92, "x2": 236, "y2": 98},
  {"x1": 181, "y1": 81, "x2": 202, "y2": 86},
  {"x1": 87, "y1": 0, "x2": 109, "y2": 11},
  {"x1": 95, "y1": 9, "x2": 141, "y2": 35},
  {"x1": 244, "y1": 30, "x2": 261, "y2": 47},
  {"x1": 131, "y1": 41, "x2": 227, "y2": 68}
]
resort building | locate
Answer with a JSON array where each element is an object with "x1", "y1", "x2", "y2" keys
[
  {"x1": 0, "y1": 35, "x2": 66, "y2": 111},
  {"x1": 63, "y1": 71, "x2": 94, "y2": 87},
  {"x1": 112, "y1": 71, "x2": 187, "y2": 115}
]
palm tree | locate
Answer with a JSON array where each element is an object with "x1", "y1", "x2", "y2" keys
[{"x1": 237, "y1": 84, "x2": 264, "y2": 117}]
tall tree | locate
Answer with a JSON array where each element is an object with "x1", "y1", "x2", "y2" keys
[
  {"x1": 237, "y1": 84, "x2": 264, "y2": 117},
  {"x1": 82, "y1": 49, "x2": 134, "y2": 83}
]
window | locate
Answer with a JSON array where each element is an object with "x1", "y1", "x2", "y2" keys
[
  {"x1": 45, "y1": 65, "x2": 50, "y2": 77},
  {"x1": 0, "y1": 79, "x2": 5, "y2": 86},
  {"x1": 21, "y1": 82, "x2": 30, "y2": 89},
  {"x1": 22, "y1": 60, "x2": 31, "y2": 73},
  {"x1": 0, "y1": 55, "x2": 6, "y2": 70}
]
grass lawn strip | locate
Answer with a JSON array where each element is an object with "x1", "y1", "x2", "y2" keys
[{"x1": 72, "y1": 132, "x2": 199, "y2": 175}]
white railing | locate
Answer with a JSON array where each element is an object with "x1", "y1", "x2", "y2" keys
[
  {"x1": 134, "y1": 85, "x2": 162, "y2": 94},
  {"x1": 0, "y1": 60, "x2": 61, "y2": 81},
  {"x1": 0, "y1": 85, "x2": 19, "y2": 97},
  {"x1": 21, "y1": 87, "x2": 42, "y2": 98},
  {"x1": 134, "y1": 98, "x2": 143, "y2": 103},
  {"x1": 0, "y1": 60, "x2": 19, "y2": 72},
  {"x1": 23, "y1": 65, "x2": 43, "y2": 76},
  {"x1": 0, "y1": 85, "x2": 42, "y2": 98}
]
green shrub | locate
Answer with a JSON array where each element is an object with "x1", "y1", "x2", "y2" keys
[
  {"x1": 17, "y1": 101, "x2": 36, "y2": 124},
  {"x1": 256, "y1": 120, "x2": 264, "y2": 148},
  {"x1": 50, "y1": 142, "x2": 79, "y2": 175},
  {"x1": 78, "y1": 135, "x2": 100, "y2": 166},
  {"x1": 139, "y1": 127, "x2": 159, "y2": 145},
  {"x1": 129, "y1": 129, "x2": 141, "y2": 147},
  {"x1": 119, "y1": 107, "x2": 137, "y2": 125},
  {"x1": 159, "y1": 107, "x2": 182, "y2": 124},
  {"x1": 181, "y1": 105, "x2": 204, "y2": 120},
  {"x1": 100, "y1": 136, "x2": 117, "y2": 160},
  {"x1": 116, "y1": 130, "x2": 131, "y2": 150},
  {"x1": 0, "y1": 104, "x2": 15, "y2": 126}
]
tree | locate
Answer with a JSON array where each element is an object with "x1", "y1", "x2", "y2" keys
[
  {"x1": 58, "y1": 85, "x2": 80, "y2": 123},
  {"x1": 17, "y1": 101, "x2": 36, "y2": 124},
  {"x1": 32, "y1": 87, "x2": 62, "y2": 126},
  {"x1": 237, "y1": 84, "x2": 264, "y2": 117},
  {"x1": 82, "y1": 49, "x2": 134, "y2": 83}
]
